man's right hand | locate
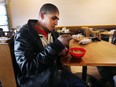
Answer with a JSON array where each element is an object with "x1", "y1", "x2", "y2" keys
[{"x1": 57, "y1": 34, "x2": 72, "y2": 47}]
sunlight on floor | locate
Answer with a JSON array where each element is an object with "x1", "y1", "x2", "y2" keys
[{"x1": 71, "y1": 66, "x2": 101, "y2": 80}]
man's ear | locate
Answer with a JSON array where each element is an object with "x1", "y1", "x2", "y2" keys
[{"x1": 40, "y1": 12, "x2": 45, "y2": 19}]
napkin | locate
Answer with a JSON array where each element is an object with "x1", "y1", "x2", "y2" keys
[
  {"x1": 72, "y1": 34, "x2": 84, "y2": 41},
  {"x1": 79, "y1": 38, "x2": 92, "y2": 44}
]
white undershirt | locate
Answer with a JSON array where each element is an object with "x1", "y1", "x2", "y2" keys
[{"x1": 39, "y1": 33, "x2": 53, "y2": 47}]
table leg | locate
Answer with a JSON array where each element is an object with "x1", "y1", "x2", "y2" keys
[{"x1": 82, "y1": 66, "x2": 87, "y2": 81}]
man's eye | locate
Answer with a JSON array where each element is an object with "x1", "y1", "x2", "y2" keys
[
  {"x1": 51, "y1": 16, "x2": 59, "y2": 20},
  {"x1": 52, "y1": 17, "x2": 56, "y2": 20}
]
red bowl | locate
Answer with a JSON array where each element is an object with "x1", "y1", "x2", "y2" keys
[{"x1": 69, "y1": 47, "x2": 86, "y2": 59}]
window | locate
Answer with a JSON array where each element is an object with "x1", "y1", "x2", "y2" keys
[{"x1": 0, "y1": 1, "x2": 9, "y2": 31}]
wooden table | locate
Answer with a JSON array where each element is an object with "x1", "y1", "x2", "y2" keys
[{"x1": 62, "y1": 39, "x2": 116, "y2": 81}]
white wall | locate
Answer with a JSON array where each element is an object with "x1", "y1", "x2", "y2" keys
[{"x1": 9, "y1": 0, "x2": 116, "y2": 28}]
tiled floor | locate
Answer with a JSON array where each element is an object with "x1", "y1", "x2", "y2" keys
[
  {"x1": 71, "y1": 66, "x2": 104, "y2": 87},
  {"x1": 71, "y1": 66, "x2": 101, "y2": 80}
]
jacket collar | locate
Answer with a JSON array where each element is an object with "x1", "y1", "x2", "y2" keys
[
  {"x1": 27, "y1": 19, "x2": 44, "y2": 50},
  {"x1": 27, "y1": 19, "x2": 60, "y2": 50}
]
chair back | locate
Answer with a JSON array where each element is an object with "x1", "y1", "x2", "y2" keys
[
  {"x1": 0, "y1": 43, "x2": 17, "y2": 87},
  {"x1": 112, "y1": 30, "x2": 116, "y2": 44}
]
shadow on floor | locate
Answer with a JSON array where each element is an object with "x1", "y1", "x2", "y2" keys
[{"x1": 74, "y1": 73, "x2": 114, "y2": 87}]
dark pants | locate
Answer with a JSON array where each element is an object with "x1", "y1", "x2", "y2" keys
[
  {"x1": 97, "y1": 66, "x2": 116, "y2": 87},
  {"x1": 60, "y1": 71, "x2": 89, "y2": 87},
  {"x1": 19, "y1": 70, "x2": 88, "y2": 87}
]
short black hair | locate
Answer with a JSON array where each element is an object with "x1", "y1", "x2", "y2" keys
[{"x1": 39, "y1": 3, "x2": 59, "y2": 14}]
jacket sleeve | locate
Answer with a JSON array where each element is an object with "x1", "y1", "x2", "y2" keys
[{"x1": 14, "y1": 32, "x2": 65, "y2": 76}]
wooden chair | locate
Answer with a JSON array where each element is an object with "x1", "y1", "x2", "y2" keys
[
  {"x1": 0, "y1": 43, "x2": 17, "y2": 87},
  {"x1": 89, "y1": 28, "x2": 100, "y2": 38},
  {"x1": 112, "y1": 30, "x2": 116, "y2": 45},
  {"x1": 81, "y1": 27, "x2": 91, "y2": 37}
]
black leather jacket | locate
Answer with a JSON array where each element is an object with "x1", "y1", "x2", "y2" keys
[{"x1": 14, "y1": 20, "x2": 65, "y2": 87}]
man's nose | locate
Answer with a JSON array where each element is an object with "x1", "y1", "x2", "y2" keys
[{"x1": 54, "y1": 20, "x2": 58, "y2": 25}]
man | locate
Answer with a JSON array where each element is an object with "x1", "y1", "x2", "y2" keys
[{"x1": 13, "y1": 3, "x2": 88, "y2": 87}]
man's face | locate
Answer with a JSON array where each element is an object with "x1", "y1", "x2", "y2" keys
[{"x1": 42, "y1": 12, "x2": 59, "y2": 32}]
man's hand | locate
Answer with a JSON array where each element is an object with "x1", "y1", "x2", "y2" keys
[
  {"x1": 58, "y1": 34, "x2": 72, "y2": 47},
  {"x1": 59, "y1": 47, "x2": 68, "y2": 57}
]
